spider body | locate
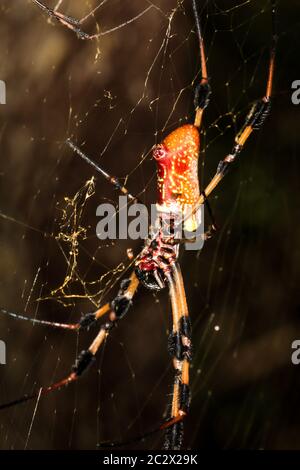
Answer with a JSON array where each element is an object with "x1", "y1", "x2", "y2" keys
[
  {"x1": 154, "y1": 124, "x2": 201, "y2": 232},
  {"x1": 135, "y1": 224, "x2": 178, "y2": 291},
  {"x1": 134, "y1": 123, "x2": 202, "y2": 291}
]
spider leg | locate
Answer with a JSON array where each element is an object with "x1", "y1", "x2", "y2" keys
[
  {"x1": 192, "y1": 0, "x2": 219, "y2": 234},
  {"x1": 163, "y1": 263, "x2": 191, "y2": 450},
  {"x1": 192, "y1": 0, "x2": 211, "y2": 129},
  {"x1": 97, "y1": 265, "x2": 191, "y2": 450},
  {"x1": 32, "y1": 1, "x2": 153, "y2": 41},
  {"x1": 32, "y1": 0, "x2": 92, "y2": 40},
  {"x1": 0, "y1": 273, "x2": 139, "y2": 410},
  {"x1": 185, "y1": 0, "x2": 278, "y2": 226},
  {"x1": 0, "y1": 302, "x2": 110, "y2": 331},
  {"x1": 66, "y1": 140, "x2": 141, "y2": 204}
]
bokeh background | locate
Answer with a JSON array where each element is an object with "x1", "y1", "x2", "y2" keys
[{"x1": 0, "y1": 0, "x2": 299, "y2": 450}]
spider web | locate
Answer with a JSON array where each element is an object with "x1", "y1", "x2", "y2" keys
[{"x1": 0, "y1": 0, "x2": 299, "y2": 451}]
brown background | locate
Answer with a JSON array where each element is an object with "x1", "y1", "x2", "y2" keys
[{"x1": 0, "y1": 0, "x2": 299, "y2": 450}]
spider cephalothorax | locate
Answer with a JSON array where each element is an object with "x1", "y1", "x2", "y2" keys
[{"x1": 135, "y1": 225, "x2": 178, "y2": 291}]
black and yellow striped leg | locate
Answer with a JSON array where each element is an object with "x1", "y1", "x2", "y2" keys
[
  {"x1": 190, "y1": 0, "x2": 277, "y2": 210},
  {"x1": 192, "y1": 0, "x2": 211, "y2": 130},
  {"x1": 0, "y1": 273, "x2": 139, "y2": 410},
  {"x1": 1, "y1": 272, "x2": 138, "y2": 332},
  {"x1": 163, "y1": 264, "x2": 192, "y2": 450}
]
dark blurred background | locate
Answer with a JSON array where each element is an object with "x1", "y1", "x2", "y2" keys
[{"x1": 0, "y1": 0, "x2": 299, "y2": 450}]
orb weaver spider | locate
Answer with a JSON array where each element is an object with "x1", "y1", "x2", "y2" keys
[{"x1": 0, "y1": 0, "x2": 277, "y2": 450}]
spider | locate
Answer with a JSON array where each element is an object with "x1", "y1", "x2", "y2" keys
[{"x1": 0, "y1": 0, "x2": 277, "y2": 450}]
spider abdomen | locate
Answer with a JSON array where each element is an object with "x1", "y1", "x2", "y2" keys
[{"x1": 154, "y1": 124, "x2": 201, "y2": 232}]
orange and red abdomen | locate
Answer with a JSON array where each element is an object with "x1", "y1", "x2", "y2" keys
[{"x1": 153, "y1": 124, "x2": 201, "y2": 231}]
